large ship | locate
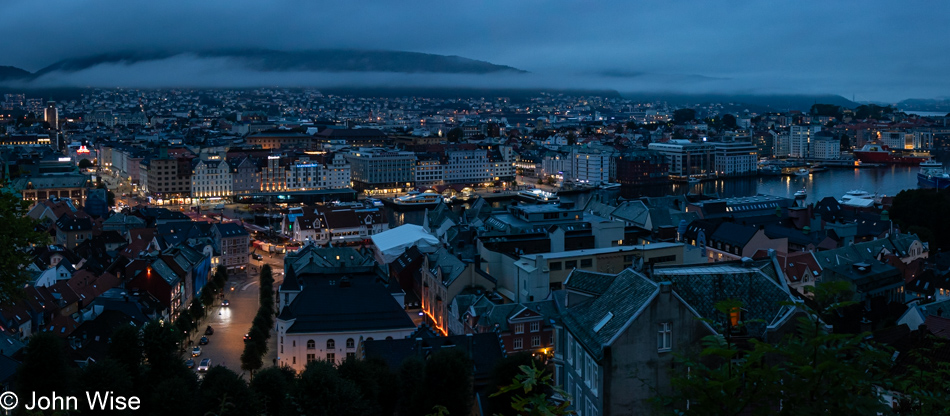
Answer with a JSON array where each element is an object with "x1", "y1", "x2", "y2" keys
[
  {"x1": 853, "y1": 143, "x2": 929, "y2": 165},
  {"x1": 516, "y1": 189, "x2": 560, "y2": 204},
  {"x1": 389, "y1": 191, "x2": 442, "y2": 209},
  {"x1": 918, "y1": 159, "x2": 950, "y2": 189}
]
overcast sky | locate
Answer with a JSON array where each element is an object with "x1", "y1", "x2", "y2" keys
[{"x1": 2, "y1": 0, "x2": 949, "y2": 101}]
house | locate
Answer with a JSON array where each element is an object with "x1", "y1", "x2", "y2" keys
[
  {"x1": 419, "y1": 248, "x2": 494, "y2": 335},
  {"x1": 554, "y1": 257, "x2": 800, "y2": 415},
  {"x1": 54, "y1": 214, "x2": 94, "y2": 249},
  {"x1": 276, "y1": 246, "x2": 415, "y2": 371},
  {"x1": 212, "y1": 222, "x2": 249, "y2": 274},
  {"x1": 461, "y1": 295, "x2": 559, "y2": 356}
]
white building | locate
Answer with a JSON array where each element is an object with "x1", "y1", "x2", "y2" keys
[
  {"x1": 709, "y1": 141, "x2": 758, "y2": 176},
  {"x1": 541, "y1": 152, "x2": 572, "y2": 179},
  {"x1": 343, "y1": 148, "x2": 417, "y2": 193},
  {"x1": 789, "y1": 125, "x2": 823, "y2": 158},
  {"x1": 286, "y1": 152, "x2": 351, "y2": 191},
  {"x1": 647, "y1": 140, "x2": 715, "y2": 178},
  {"x1": 276, "y1": 246, "x2": 415, "y2": 371},
  {"x1": 571, "y1": 148, "x2": 613, "y2": 185},
  {"x1": 192, "y1": 156, "x2": 232, "y2": 200},
  {"x1": 414, "y1": 156, "x2": 444, "y2": 188},
  {"x1": 812, "y1": 135, "x2": 841, "y2": 160}
]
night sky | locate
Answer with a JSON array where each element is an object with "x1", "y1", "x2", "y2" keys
[{"x1": 2, "y1": 0, "x2": 948, "y2": 101}]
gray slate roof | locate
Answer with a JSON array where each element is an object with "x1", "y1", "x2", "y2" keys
[{"x1": 561, "y1": 269, "x2": 659, "y2": 360}]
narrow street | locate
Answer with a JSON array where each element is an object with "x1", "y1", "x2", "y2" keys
[{"x1": 188, "y1": 255, "x2": 282, "y2": 379}]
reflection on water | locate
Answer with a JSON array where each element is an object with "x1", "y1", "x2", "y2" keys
[{"x1": 386, "y1": 163, "x2": 931, "y2": 227}]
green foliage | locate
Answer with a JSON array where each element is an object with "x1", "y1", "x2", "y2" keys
[
  {"x1": 108, "y1": 324, "x2": 143, "y2": 380},
  {"x1": 398, "y1": 356, "x2": 428, "y2": 416},
  {"x1": 447, "y1": 127, "x2": 463, "y2": 143},
  {"x1": 656, "y1": 283, "x2": 894, "y2": 416},
  {"x1": 0, "y1": 192, "x2": 49, "y2": 302},
  {"x1": 490, "y1": 363, "x2": 573, "y2": 416},
  {"x1": 142, "y1": 319, "x2": 182, "y2": 374},
  {"x1": 489, "y1": 352, "x2": 542, "y2": 415},
  {"x1": 240, "y1": 340, "x2": 263, "y2": 374},
  {"x1": 672, "y1": 108, "x2": 696, "y2": 124},
  {"x1": 889, "y1": 189, "x2": 949, "y2": 250},
  {"x1": 892, "y1": 335, "x2": 950, "y2": 415},
  {"x1": 189, "y1": 298, "x2": 205, "y2": 321},
  {"x1": 199, "y1": 366, "x2": 259, "y2": 416},
  {"x1": 16, "y1": 332, "x2": 74, "y2": 397},
  {"x1": 337, "y1": 357, "x2": 399, "y2": 416},
  {"x1": 424, "y1": 347, "x2": 474, "y2": 416},
  {"x1": 720, "y1": 114, "x2": 737, "y2": 129},
  {"x1": 810, "y1": 104, "x2": 842, "y2": 117},
  {"x1": 854, "y1": 104, "x2": 894, "y2": 120},
  {"x1": 289, "y1": 360, "x2": 371, "y2": 416},
  {"x1": 78, "y1": 359, "x2": 134, "y2": 407},
  {"x1": 250, "y1": 366, "x2": 296, "y2": 416}
]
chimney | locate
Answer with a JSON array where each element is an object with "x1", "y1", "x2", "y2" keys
[{"x1": 659, "y1": 281, "x2": 672, "y2": 294}]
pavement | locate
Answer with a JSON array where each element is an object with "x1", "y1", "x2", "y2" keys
[{"x1": 185, "y1": 255, "x2": 283, "y2": 379}]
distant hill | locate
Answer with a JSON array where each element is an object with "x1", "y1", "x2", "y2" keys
[
  {"x1": 0, "y1": 66, "x2": 31, "y2": 81},
  {"x1": 896, "y1": 98, "x2": 950, "y2": 113},
  {"x1": 31, "y1": 49, "x2": 527, "y2": 76},
  {"x1": 621, "y1": 92, "x2": 856, "y2": 112}
]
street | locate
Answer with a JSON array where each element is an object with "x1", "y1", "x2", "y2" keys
[{"x1": 187, "y1": 255, "x2": 283, "y2": 379}]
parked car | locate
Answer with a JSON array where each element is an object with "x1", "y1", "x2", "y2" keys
[
  {"x1": 199, "y1": 337, "x2": 209, "y2": 345},
  {"x1": 243, "y1": 333, "x2": 251, "y2": 341},
  {"x1": 198, "y1": 358, "x2": 211, "y2": 372},
  {"x1": 185, "y1": 359, "x2": 195, "y2": 369},
  {"x1": 192, "y1": 346, "x2": 201, "y2": 357},
  {"x1": 221, "y1": 299, "x2": 230, "y2": 307},
  {"x1": 251, "y1": 253, "x2": 263, "y2": 260},
  {"x1": 205, "y1": 326, "x2": 214, "y2": 335}
]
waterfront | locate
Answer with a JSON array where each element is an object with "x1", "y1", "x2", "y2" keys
[{"x1": 387, "y1": 160, "x2": 943, "y2": 227}]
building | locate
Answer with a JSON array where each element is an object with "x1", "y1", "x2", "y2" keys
[
  {"x1": 230, "y1": 156, "x2": 260, "y2": 195},
  {"x1": 647, "y1": 140, "x2": 714, "y2": 179},
  {"x1": 554, "y1": 258, "x2": 799, "y2": 415},
  {"x1": 45, "y1": 101, "x2": 58, "y2": 132},
  {"x1": 276, "y1": 246, "x2": 415, "y2": 371},
  {"x1": 314, "y1": 128, "x2": 389, "y2": 148},
  {"x1": 192, "y1": 155, "x2": 232, "y2": 201},
  {"x1": 811, "y1": 132, "x2": 841, "y2": 160},
  {"x1": 460, "y1": 295, "x2": 558, "y2": 355},
  {"x1": 285, "y1": 152, "x2": 351, "y2": 191},
  {"x1": 709, "y1": 140, "x2": 757, "y2": 176},
  {"x1": 615, "y1": 151, "x2": 669, "y2": 187},
  {"x1": 344, "y1": 148, "x2": 416, "y2": 193},
  {"x1": 789, "y1": 124, "x2": 823, "y2": 158},
  {"x1": 212, "y1": 223, "x2": 249, "y2": 273},
  {"x1": 571, "y1": 148, "x2": 613, "y2": 185},
  {"x1": 141, "y1": 149, "x2": 193, "y2": 203},
  {"x1": 246, "y1": 132, "x2": 313, "y2": 150},
  {"x1": 284, "y1": 204, "x2": 388, "y2": 245},
  {"x1": 54, "y1": 214, "x2": 93, "y2": 249},
  {"x1": 11, "y1": 174, "x2": 90, "y2": 207},
  {"x1": 413, "y1": 154, "x2": 444, "y2": 188},
  {"x1": 418, "y1": 248, "x2": 494, "y2": 335}
]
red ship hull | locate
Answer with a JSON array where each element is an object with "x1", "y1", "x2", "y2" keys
[{"x1": 854, "y1": 144, "x2": 927, "y2": 165}]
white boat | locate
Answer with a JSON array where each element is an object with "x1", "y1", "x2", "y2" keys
[
  {"x1": 599, "y1": 182, "x2": 621, "y2": 190},
  {"x1": 516, "y1": 189, "x2": 560, "y2": 204},
  {"x1": 794, "y1": 188, "x2": 807, "y2": 199},
  {"x1": 794, "y1": 168, "x2": 810, "y2": 177},
  {"x1": 838, "y1": 189, "x2": 882, "y2": 207},
  {"x1": 365, "y1": 198, "x2": 384, "y2": 207},
  {"x1": 392, "y1": 192, "x2": 441, "y2": 208},
  {"x1": 687, "y1": 177, "x2": 700, "y2": 184}
]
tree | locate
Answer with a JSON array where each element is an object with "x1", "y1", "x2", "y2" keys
[
  {"x1": 142, "y1": 319, "x2": 182, "y2": 374},
  {"x1": 108, "y1": 324, "x2": 143, "y2": 381},
  {"x1": 78, "y1": 158, "x2": 94, "y2": 169},
  {"x1": 810, "y1": 104, "x2": 841, "y2": 117},
  {"x1": 199, "y1": 366, "x2": 259, "y2": 416},
  {"x1": 16, "y1": 332, "x2": 74, "y2": 398},
  {"x1": 240, "y1": 341, "x2": 263, "y2": 374},
  {"x1": 489, "y1": 352, "x2": 543, "y2": 415},
  {"x1": 290, "y1": 360, "x2": 371, "y2": 416},
  {"x1": 213, "y1": 265, "x2": 228, "y2": 289},
  {"x1": 0, "y1": 192, "x2": 49, "y2": 302},
  {"x1": 79, "y1": 359, "x2": 134, "y2": 402},
  {"x1": 250, "y1": 366, "x2": 296, "y2": 416},
  {"x1": 147, "y1": 373, "x2": 199, "y2": 416},
  {"x1": 190, "y1": 298, "x2": 206, "y2": 321},
  {"x1": 721, "y1": 114, "x2": 737, "y2": 129},
  {"x1": 398, "y1": 357, "x2": 427, "y2": 416},
  {"x1": 672, "y1": 108, "x2": 696, "y2": 124},
  {"x1": 491, "y1": 363, "x2": 573, "y2": 416},
  {"x1": 338, "y1": 357, "x2": 399, "y2": 416},
  {"x1": 447, "y1": 127, "x2": 464, "y2": 143},
  {"x1": 657, "y1": 283, "x2": 895, "y2": 416},
  {"x1": 890, "y1": 189, "x2": 950, "y2": 251},
  {"x1": 424, "y1": 348, "x2": 473, "y2": 416}
]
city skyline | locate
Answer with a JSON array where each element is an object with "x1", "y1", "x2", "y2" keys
[{"x1": 1, "y1": 1, "x2": 949, "y2": 101}]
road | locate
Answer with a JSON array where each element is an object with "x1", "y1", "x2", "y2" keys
[{"x1": 188, "y1": 255, "x2": 283, "y2": 379}]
